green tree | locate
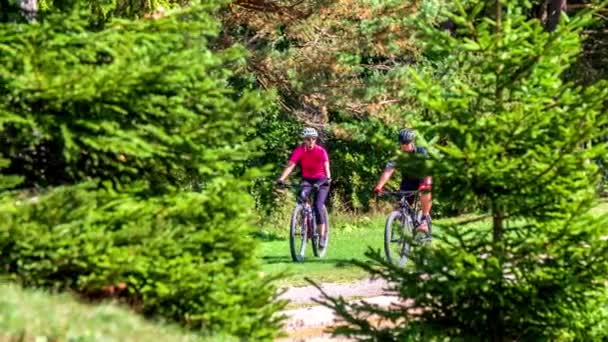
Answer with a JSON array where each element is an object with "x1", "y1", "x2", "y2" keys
[
  {"x1": 1, "y1": 0, "x2": 187, "y2": 26},
  {"x1": 0, "y1": 3, "x2": 284, "y2": 339},
  {"x1": 322, "y1": 1, "x2": 608, "y2": 340},
  {"x1": 222, "y1": 0, "x2": 447, "y2": 211}
]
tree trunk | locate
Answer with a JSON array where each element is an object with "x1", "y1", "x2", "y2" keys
[
  {"x1": 536, "y1": 0, "x2": 549, "y2": 22},
  {"x1": 1, "y1": 0, "x2": 8, "y2": 22},
  {"x1": 491, "y1": 203, "x2": 505, "y2": 342},
  {"x1": 546, "y1": 0, "x2": 567, "y2": 32},
  {"x1": 491, "y1": 3, "x2": 506, "y2": 341}
]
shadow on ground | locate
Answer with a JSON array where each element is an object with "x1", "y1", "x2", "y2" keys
[
  {"x1": 251, "y1": 230, "x2": 285, "y2": 242},
  {"x1": 262, "y1": 255, "x2": 355, "y2": 267}
]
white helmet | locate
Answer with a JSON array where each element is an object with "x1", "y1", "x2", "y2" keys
[{"x1": 301, "y1": 127, "x2": 318, "y2": 138}]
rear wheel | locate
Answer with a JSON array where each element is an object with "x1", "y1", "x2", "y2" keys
[
  {"x1": 312, "y1": 205, "x2": 330, "y2": 258},
  {"x1": 289, "y1": 204, "x2": 308, "y2": 262},
  {"x1": 384, "y1": 210, "x2": 413, "y2": 266}
]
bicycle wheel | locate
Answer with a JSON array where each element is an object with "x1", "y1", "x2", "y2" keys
[
  {"x1": 289, "y1": 204, "x2": 308, "y2": 262},
  {"x1": 312, "y1": 205, "x2": 330, "y2": 258},
  {"x1": 384, "y1": 210, "x2": 413, "y2": 266}
]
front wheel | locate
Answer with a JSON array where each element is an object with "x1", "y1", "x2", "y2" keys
[
  {"x1": 384, "y1": 210, "x2": 413, "y2": 266},
  {"x1": 312, "y1": 205, "x2": 330, "y2": 258},
  {"x1": 289, "y1": 204, "x2": 308, "y2": 262}
]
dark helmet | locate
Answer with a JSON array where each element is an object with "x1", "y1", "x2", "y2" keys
[{"x1": 398, "y1": 128, "x2": 415, "y2": 144}]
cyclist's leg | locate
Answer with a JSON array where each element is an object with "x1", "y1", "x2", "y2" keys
[
  {"x1": 401, "y1": 178, "x2": 427, "y2": 234},
  {"x1": 418, "y1": 176, "x2": 432, "y2": 216},
  {"x1": 313, "y1": 179, "x2": 330, "y2": 247},
  {"x1": 417, "y1": 176, "x2": 433, "y2": 234},
  {"x1": 420, "y1": 192, "x2": 432, "y2": 216}
]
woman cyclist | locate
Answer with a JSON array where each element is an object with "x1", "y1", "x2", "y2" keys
[{"x1": 277, "y1": 127, "x2": 331, "y2": 248}]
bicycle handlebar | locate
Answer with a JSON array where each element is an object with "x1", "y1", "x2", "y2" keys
[
  {"x1": 275, "y1": 181, "x2": 296, "y2": 190},
  {"x1": 377, "y1": 190, "x2": 418, "y2": 199},
  {"x1": 276, "y1": 179, "x2": 330, "y2": 189}
]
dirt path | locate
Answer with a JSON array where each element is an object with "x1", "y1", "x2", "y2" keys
[
  {"x1": 278, "y1": 277, "x2": 390, "y2": 306},
  {"x1": 277, "y1": 278, "x2": 400, "y2": 341}
]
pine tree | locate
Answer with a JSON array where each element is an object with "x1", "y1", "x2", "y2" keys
[
  {"x1": 323, "y1": 1, "x2": 608, "y2": 340},
  {"x1": 0, "y1": 3, "x2": 284, "y2": 339}
]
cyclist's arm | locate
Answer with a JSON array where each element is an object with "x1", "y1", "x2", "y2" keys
[
  {"x1": 280, "y1": 146, "x2": 303, "y2": 182},
  {"x1": 324, "y1": 161, "x2": 331, "y2": 180},
  {"x1": 278, "y1": 162, "x2": 296, "y2": 182},
  {"x1": 374, "y1": 167, "x2": 394, "y2": 190}
]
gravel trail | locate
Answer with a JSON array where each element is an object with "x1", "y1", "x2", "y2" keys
[
  {"x1": 277, "y1": 278, "x2": 401, "y2": 341},
  {"x1": 278, "y1": 277, "x2": 390, "y2": 305}
]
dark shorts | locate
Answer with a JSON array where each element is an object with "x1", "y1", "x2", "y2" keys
[
  {"x1": 400, "y1": 177, "x2": 432, "y2": 205},
  {"x1": 400, "y1": 178, "x2": 423, "y2": 191}
]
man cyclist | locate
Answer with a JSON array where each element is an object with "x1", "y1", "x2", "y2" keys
[
  {"x1": 277, "y1": 127, "x2": 331, "y2": 248},
  {"x1": 374, "y1": 128, "x2": 432, "y2": 234}
]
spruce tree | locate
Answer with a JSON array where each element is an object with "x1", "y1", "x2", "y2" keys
[
  {"x1": 0, "y1": 3, "x2": 284, "y2": 339},
  {"x1": 323, "y1": 1, "x2": 608, "y2": 340}
]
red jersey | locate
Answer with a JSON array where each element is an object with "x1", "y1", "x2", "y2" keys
[{"x1": 289, "y1": 145, "x2": 329, "y2": 179}]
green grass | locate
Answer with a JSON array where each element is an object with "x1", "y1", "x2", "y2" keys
[
  {"x1": 259, "y1": 200, "x2": 608, "y2": 287},
  {"x1": 258, "y1": 215, "x2": 386, "y2": 286},
  {"x1": 0, "y1": 281, "x2": 234, "y2": 342},
  {"x1": 257, "y1": 212, "x2": 495, "y2": 286},
  {"x1": 592, "y1": 197, "x2": 608, "y2": 215}
]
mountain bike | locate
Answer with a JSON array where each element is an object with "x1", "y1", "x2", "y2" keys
[
  {"x1": 278, "y1": 179, "x2": 330, "y2": 262},
  {"x1": 379, "y1": 190, "x2": 432, "y2": 266}
]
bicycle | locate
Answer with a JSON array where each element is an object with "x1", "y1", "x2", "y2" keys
[
  {"x1": 379, "y1": 190, "x2": 432, "y2": 266},
  {"x1": 278, "y1": 179, "x2": 330, "y2": 262}
]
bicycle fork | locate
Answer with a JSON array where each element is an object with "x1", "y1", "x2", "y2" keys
[{"x1": 303, "y1": 205, "x2": 317, "y2": 240}]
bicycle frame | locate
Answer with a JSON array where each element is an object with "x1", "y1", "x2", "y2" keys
[
  {"x1": 386, "y1": 190, "x2": 421, "y2": 227},
  {"x1": 280, "y1": 179, "x2": 330, "y2": 262},
  {"x1": 308, "y1": 211, "x2": 318, "y2": 240},
  {"x1": 297, "y1": 185, "x2": 325, "y2": 239},
  {"x1": 283, "y1": 180, "x2": 328, "y2": 240}
]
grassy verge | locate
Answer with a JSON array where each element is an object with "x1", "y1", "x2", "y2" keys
[
  {"x1": 258, "y1": 200, "x2": 608, "y2": 287},
  {"x1": 0, "y1": 281, "x2": 233, "y2": 342},
  {"x1": 258, "y1": 215, "x2": 386, "y2": 286},
  {"x1": 258, "y1": 213, "x2": 496, "y2": 286}
]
